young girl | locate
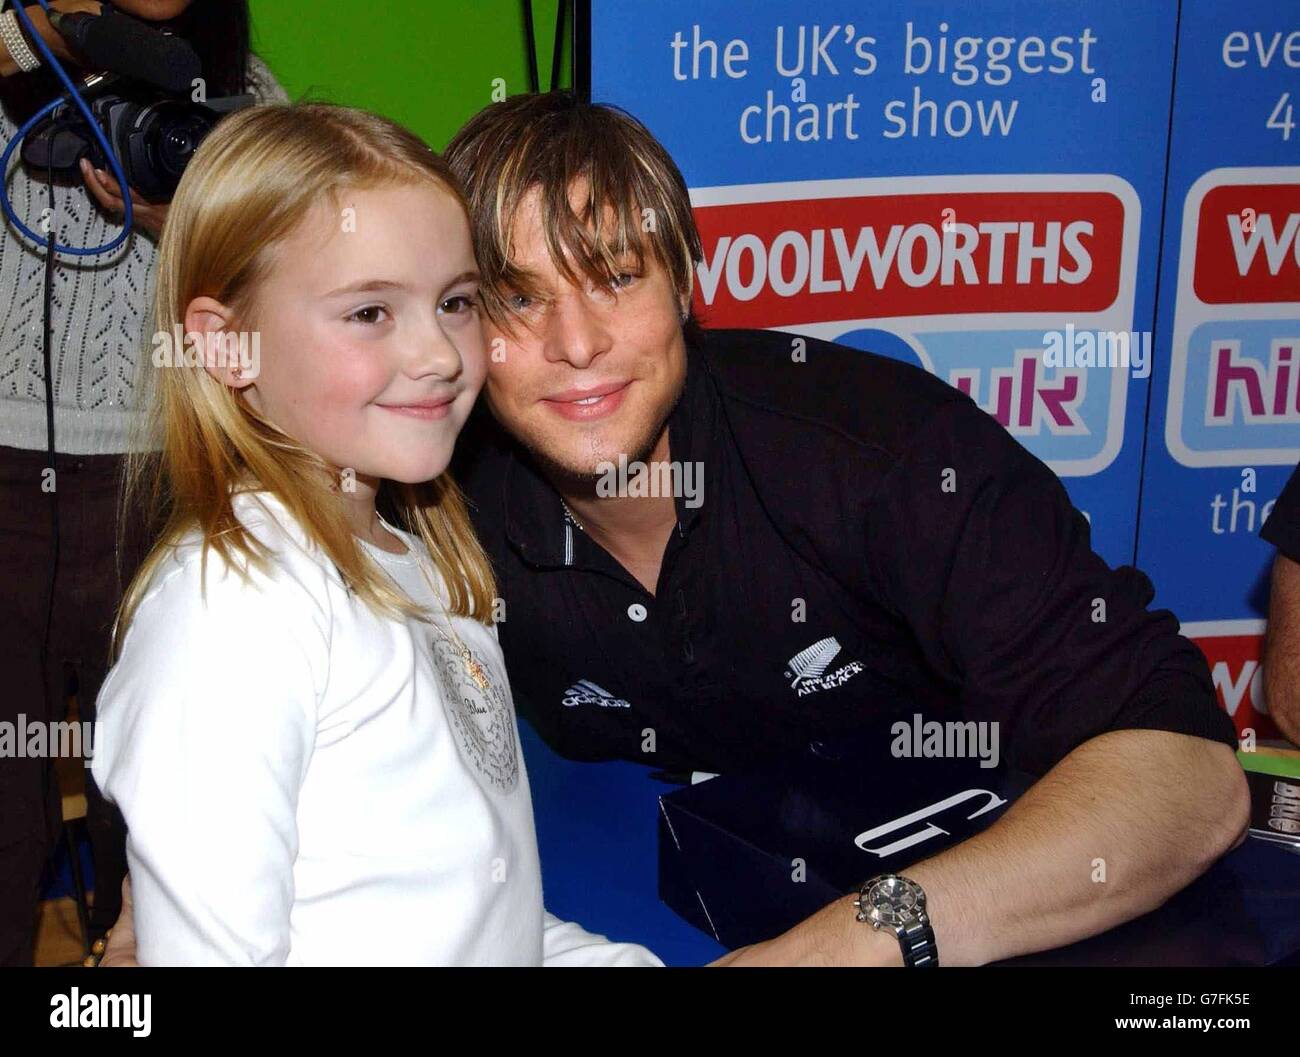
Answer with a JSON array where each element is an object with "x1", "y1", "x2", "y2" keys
[{"x1": 90, "y1": 101, "x2": 660, "y2": 967}]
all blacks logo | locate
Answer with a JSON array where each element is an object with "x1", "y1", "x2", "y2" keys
[{"x1": 431, "y1": 637, "x2": 519, "y2": 794}]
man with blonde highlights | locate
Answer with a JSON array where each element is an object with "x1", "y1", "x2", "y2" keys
[{"x1": 443, "y1": 92, "x2": 1248, "y2": 967}]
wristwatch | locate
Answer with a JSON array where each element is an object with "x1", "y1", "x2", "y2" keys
[{"x1": 854, "y1": 873, "x2": 938, "y2": 967}]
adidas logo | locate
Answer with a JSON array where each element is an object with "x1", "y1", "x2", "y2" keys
[
  {"x1": 562, "y1": 679, "x2": 632, "y2": 709},
  {"x1": 785, "y1": 636, "x2": 865, "y2": 697}
]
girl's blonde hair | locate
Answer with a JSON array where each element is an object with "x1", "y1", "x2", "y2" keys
[{"x1": 113, "y1": 102, "x2": 496, "y2": 661}]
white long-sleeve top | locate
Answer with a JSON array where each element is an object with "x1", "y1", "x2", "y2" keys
[{"x1": 91, "y1": 489, "x2": 662, "y2": 967}]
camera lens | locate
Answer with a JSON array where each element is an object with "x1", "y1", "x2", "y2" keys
[
  {"x1": 156, "y1": 113, "x2": 210, "y2": 178},
  {"x1": 165, "y1": 128, "x2": 193, "y2": 155}
]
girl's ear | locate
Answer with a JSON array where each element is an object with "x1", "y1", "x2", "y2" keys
[{"x1": 184, "y1": 296, "x2": 254, "y2": 390}]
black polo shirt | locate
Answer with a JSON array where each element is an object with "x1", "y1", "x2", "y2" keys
[{"x1": 454, "y1": 327, "x2": 1238, "y2": 777}]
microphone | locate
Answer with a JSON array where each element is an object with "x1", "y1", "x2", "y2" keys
[{"x1": 47, "y1": 9, "x2": 201, "y2": 94}]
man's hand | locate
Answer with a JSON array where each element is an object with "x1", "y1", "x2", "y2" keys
[
  {"x1": 79, "y1": 157, "x2": 169, "y2": 239},
  {"x1": 708, "y1": 893, "x2": 904, "y2": 966},
  {"x1": 96, "y1": 874, "x2": 139, "y2": 967}
]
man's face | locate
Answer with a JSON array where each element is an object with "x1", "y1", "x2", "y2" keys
[{"x1": 480, "y1": 183, "x2": 688, "y2": 481}]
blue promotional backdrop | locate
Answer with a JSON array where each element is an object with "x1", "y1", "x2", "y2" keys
[
  {"x1": 1137, "y1": 0, "x2": 1300, "y2": 740},
  {"x1": 593, "y1": 0, "x2": 1175, "y2": 565},
  {"x1": 590, "y1": 0, "x2": 1300, "y2": 738}
]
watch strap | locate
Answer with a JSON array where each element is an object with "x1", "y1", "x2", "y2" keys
[{"x1": 898, "y1": 912, "x2": 939, "y2": 967}]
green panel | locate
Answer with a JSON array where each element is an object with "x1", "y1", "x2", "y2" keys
[
  {"x1": 1238, "y1": 750, "x2": 1300, "y2": 780},
  {"x1": 249, "y1": 0, "x2": 569, "y2": 150}
]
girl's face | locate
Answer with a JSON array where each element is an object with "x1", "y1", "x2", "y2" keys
[{"x1": 198, "y1": 181, "x2": 485, "y2": 486}]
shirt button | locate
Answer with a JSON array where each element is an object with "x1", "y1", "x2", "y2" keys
[{"x1": 627, "y1": 603, "x2": 647, "y2": 622}]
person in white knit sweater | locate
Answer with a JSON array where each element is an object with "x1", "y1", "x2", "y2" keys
[
  {"x1": 88, "y1": 100, "x2": 661, "y2": 966},
  {"x1": 0, "y1": 0, "x2": 287, "y2": 965}
]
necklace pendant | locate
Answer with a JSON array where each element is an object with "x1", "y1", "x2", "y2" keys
[{"x1": 462, "y1": 648, "x2": 490, "y2": 691}]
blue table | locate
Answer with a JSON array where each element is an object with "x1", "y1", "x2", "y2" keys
[{"x1": 520, "y1": 719, "x2": 725, "y2": 966}]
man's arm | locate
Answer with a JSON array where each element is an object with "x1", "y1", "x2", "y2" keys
[
  {"x1": 1260, "y1": 461, "x2": 1300, "y2": 745},
  {"x1": 721, "y1": 396, "x2": 1247, "y2": 966},
  {"x1": 717, "y1": 728, "x2": 1248, "y2": 966},
  {"x1": 1264, "y1": 553, "x2": 1300, "y2": 745}
]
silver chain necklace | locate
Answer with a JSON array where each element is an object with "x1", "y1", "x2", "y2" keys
[{"x1": 560, "y1": 498, "x2": 585, "y2": 532}]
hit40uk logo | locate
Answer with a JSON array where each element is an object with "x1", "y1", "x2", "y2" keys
[
  {"x1": 1166, "y1": 168, "x2": 1300, "y2": 467},
  {"x1": 689, "y1": 174, "x2": 1142, "y2": 476}
]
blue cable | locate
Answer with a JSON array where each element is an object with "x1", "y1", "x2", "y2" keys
[{"x1": 2, "y1": 0, "x2": 134, "y2": 254}]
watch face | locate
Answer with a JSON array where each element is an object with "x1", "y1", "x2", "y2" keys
[{"x1": 867, "y1": 876, "x2": 921, "y2": 926}]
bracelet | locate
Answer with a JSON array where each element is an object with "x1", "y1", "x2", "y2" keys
[
  {"x1": 0, "y1": 9, "x2": 42, "y2": 73},
  {"x1": 82, "y1": 929, "x2": 111, "y2": 967}
]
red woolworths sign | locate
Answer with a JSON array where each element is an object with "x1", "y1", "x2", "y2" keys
[
  {"x1": 1192, "y1": 183, "x2": 1300, "y2": 305},
  {"x1": 691, "y1": 183, "x2": 1126, "y2": 329},
  {"x1": 1182, "y1": 619, "x2": 1276, "y2": 741}
]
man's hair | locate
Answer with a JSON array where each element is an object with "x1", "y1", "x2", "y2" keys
[{"x1": 443, "y1": 92, "x2": 703, "y2": 343}]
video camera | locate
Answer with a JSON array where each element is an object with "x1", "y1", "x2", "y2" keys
[{"x1": 17, "y1": 5, "x2": 254, "y2": 202}]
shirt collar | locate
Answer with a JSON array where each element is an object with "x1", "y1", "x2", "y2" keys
[{"x1": 502, "y1": 335, "x2": 717, "y2": 568}]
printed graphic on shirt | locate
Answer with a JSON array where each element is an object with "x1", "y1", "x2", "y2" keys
[
  {"x1": 785, "y1": 636, "x2": 865, "y2": 697},
  {"x1": 562, "y1": 679, "x2": 632, "y2": 709},
  {"x1": 431, "y1": 637, "x2": 519, "y2": 794}
]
